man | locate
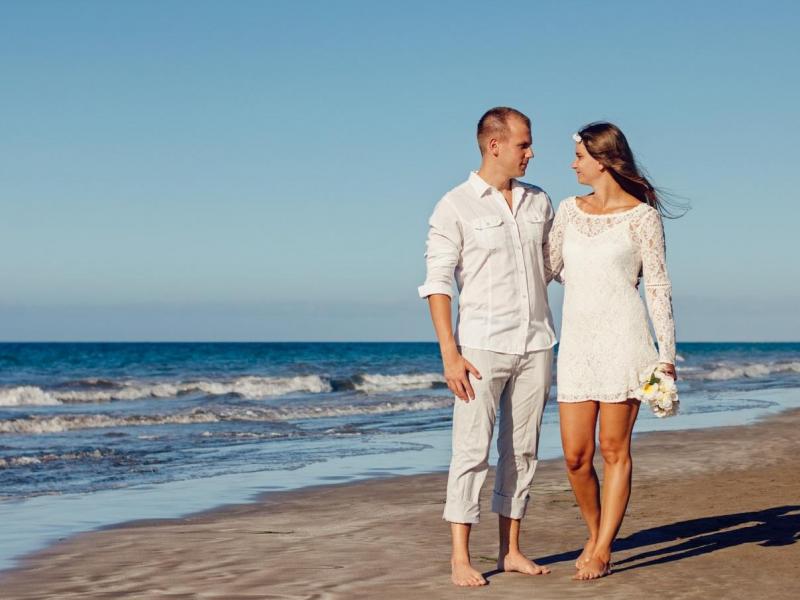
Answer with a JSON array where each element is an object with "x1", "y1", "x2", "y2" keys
[{"x1": 418, "y1": 107, "x2": 556, "y2": 586}]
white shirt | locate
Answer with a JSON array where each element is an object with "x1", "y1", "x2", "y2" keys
[{"x1": 418, "y1": 172, "x2": 557, "y2": 355}]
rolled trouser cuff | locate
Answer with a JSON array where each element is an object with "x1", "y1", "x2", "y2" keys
[
  {"x1": 491, "y1": 490, "x2": 529, "y2": 519},
  {"x1": 443, "y1": 498, "x2": 481, "y2": 524}
]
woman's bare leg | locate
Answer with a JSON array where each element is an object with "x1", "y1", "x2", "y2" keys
[
  {"x1": 559, "y1": 401, "x2": 601, "y2": 569},
  {"x1": 575, "y1": 399, "x2": 639, "y2": 580}
]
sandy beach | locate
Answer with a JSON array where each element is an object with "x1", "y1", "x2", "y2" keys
[{"x1": 2, "y1": 407, "x2": 799, "y2": 599}]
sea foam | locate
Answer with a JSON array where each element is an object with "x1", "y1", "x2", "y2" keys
[
  {"x1": 0, "y1": 375, "x2": 332, "y2": 406},
  {"x1": 0, "y1": 397, "x2": 455, "y2": 434},
  {"x1": 0, "y1": 372, "x2": 449, "y2": 407},
  {"x1": 700, "y1": 361, "x2": 800, "y2": 381},
  {"x1": 352, "y1": 373, "x2": 445, "y2": 393}
]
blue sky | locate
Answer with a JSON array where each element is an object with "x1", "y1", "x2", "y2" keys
[{"x1": 1, "y1": 0, "x2": 797, "y2": 341}]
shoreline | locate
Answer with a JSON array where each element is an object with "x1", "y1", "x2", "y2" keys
[
  {"x1": 25, "y1": 402, "x2": 800, "y2": 534},
  {"x1": 1, "y1": 385, "x2": 796, "y2": 573},
  {"x1": 2, "y1": 407, "x2": 799, "y2": 598}
]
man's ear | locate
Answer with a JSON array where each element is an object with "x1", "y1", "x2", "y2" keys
[{"x1": 489, "y1": 138, "x2": 500, "y2": 157}]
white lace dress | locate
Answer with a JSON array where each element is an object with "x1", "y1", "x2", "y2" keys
[{"x1": 544, "y1": 196, "x2": 676, "y2": 403}]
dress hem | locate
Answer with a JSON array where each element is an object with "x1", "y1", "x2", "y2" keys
[
  {"x1": 557, "y1": 395, "x2": 642, "y2": 404},
  {"x1": 557, "y1": 380, "x2": 653, "y2": 404}
]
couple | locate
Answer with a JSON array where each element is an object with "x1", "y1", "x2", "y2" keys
[{"x1": 417, "y1": 107, "x2": 677, "y2": 585}]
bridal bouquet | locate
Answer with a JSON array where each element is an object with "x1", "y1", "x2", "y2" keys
[{"x1": 639, "y1": 366, "x2": 679, "y2": 418}]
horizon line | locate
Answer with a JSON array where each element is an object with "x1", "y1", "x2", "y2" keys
[{"x1": 0, "y1": 340, "x2": 798, "y2": 345}]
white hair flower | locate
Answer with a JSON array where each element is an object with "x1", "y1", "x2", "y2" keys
[{"x1": 572, "y1": 133, "x2": 582, "y2": 143}]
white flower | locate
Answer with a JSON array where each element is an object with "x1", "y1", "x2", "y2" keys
[
  {"x1": 658, "y1": 377, "x2": 676, "y2": 393},
  {"x1": 656, "y1": 395, "x2": 674, "y2": 410},
  {"x1": 653, "y1": 396, "x2": 679, "y2": 418},
  {"x1": 638, "y1": 367, "x2": 680, "y2": 418},
  {"x1": 572, "y1": 132, "x2": 582, "y2": 143}
]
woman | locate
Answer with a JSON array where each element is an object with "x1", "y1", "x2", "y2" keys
[{"x1": 544, "y1": 122, "x2": 678, "y2": 580}]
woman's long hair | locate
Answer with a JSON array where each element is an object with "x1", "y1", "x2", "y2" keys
[{"x1": 577, "y1": 122, "x2": 687, "y2": 218}]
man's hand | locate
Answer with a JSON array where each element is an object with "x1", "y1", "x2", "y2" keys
[
  {"x1": 426, "y1": 294, "x2": 482, "y2": 401},
  {"x1": 443, "y1": 350, "x2": 482, "y2": 402}
]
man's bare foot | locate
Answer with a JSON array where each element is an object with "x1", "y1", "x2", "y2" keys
[
  {"x1": 572, "y1": 556, "x2": 611, "y2": 580},
  {"x1": 451, "y1": 559, "x2": 487, "y2": 587},
  {"x1": 497, "y1": 550, "x2": 551, "y2": 575},
  {"x1": 575, "y1": 539, "x2": 596, "y2": 569}
]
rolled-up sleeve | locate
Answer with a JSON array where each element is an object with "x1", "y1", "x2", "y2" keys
[{"x1": 417, "y1": 198, "x2": 462, "y2": 299}]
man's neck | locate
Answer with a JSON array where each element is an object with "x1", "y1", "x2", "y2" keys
[{"x1": 477, "y1": 165, "x2": 514, "y2": 192}]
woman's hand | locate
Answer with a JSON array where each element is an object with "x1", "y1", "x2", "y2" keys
[{"x1": 659, "y1": 362, "x2": 677, "y2": 380}]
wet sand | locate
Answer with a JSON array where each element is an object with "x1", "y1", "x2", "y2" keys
[{"x1": 2, "y1": 408, "x2": 799, "y2": 599}]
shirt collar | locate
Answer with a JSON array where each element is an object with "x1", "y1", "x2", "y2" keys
[
  {"x1": 468, "y1": 171, "x2": 492, "y2": 197},
  {"x1": 469, "y1": 171, "x2": 529, "y2": 201}
]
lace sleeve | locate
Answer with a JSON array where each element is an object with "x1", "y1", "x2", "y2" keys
[
  {"x1": 634, "y1": 209, "x2": 676, "y2": 364},
  {"x1": 543, "y1": 203, "x2": 566, "y2": 283}
]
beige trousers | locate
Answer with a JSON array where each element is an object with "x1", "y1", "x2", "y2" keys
[{"x1": 442, "y1": 346, "x2": 552, "y2": 524}]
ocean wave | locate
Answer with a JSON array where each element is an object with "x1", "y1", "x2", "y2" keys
[
  {"x1": 0, "y1": 386, "x2": 62, "y2": 407},
  {"x1": 352, "y1": 373, "x2": 446, "y2": 393},
  {"x1": 0, "y1": 411, "x2": 220, "y2": 434},
  {"x1": 690, "y1": 361, "x2": 800, "y2": 381},
  {"x1": 0, "y1": 449, "x2": 115, "y2": 469},
  {"x1": 198, "y1": 430, "x2": 293, "y2": 440},
  {"x1": 0, "y1": 375, "x2": 332, "y2": 406},
  {"x1": 0, "y1": 398, "x2": 454, "y2": 434},
  {"x1": 0, "y1": 371, "x2": 451, "y2": 407}
]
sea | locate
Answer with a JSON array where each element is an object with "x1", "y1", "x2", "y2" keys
[{"x1": 1, "y1": 341, "x2": 799, "y2": 570}]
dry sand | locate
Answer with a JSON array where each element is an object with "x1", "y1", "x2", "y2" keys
[{"x1": 2, "y1": 409, "x2": 799, "y2": 599}]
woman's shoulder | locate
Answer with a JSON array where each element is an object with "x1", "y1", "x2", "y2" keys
[
  {"x1": 555, "y1": 195, "x2": 578, "y2": 211},
  {"x1": 629, "y1": 203, "x2": 666, "y2": 243},
  {"x1": 634, "y1": 202, "x2": 662, "y2": 222}
]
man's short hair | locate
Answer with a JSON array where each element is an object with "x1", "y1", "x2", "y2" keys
[{"x1": 477, "y1": 107, "x2": 531, "y2": 154}]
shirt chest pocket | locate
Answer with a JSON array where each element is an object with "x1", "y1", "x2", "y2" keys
[
  {"x1": 470, "y1": 215, "x2": 505, "y2": 250},
  {"x1": 520, "y1": 216, "x2": 545, "y2": 244}
]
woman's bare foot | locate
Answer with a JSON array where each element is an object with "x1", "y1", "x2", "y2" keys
[
  {"x1": 451, "y1": 559, "x2": 487, "y2": 587},
  {"x1": 497, "y1": 550, "x2": 551, "y2": 575},
  {"x1": 572, "y1": 555, "x2": 611, "y2": 580},
  {"x1": 575, "y1": 539, "x2": 596, "y2": 569}
]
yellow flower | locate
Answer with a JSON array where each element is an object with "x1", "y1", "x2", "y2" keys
[{"x1": 642, "y1": 383, "x2": 658, "y2": 399}]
